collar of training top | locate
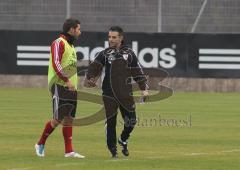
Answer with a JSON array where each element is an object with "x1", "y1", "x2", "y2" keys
[
  {"x1": 104, "y1": 45, "x2": 131, "y2": 55},
  {"x1": 60, "y1": 32, "x2": 75, "y2": 45}
]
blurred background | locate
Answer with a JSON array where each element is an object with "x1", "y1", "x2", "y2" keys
[{"x1": 1, "y1": 0, "x2": 240, "y2": 33}]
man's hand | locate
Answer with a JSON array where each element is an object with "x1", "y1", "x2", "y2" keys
[
  {"x1": 142, "y1": 90, "x2": 149, "y2": 97},
  {"x1": 66, "y1": 80, "x2": 76, "y2": 91},
  {"x1": 140, "y1": 90, "x2": 149, "y2": 104},
  {"x1": 84, "y1": 77, "x2": 97, "y2": 88},
  {"x1": 88, "y1": 78, "x2": 97, "y2": 87}
]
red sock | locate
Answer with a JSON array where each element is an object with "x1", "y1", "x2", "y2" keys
[
  {"x1": 62, "y1": 126, "x2": 73, "y2": 153},
  {"x1": 37, "y1": 121, "x2": 55, "y2": 145}
]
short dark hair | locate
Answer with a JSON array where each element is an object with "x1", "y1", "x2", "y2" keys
[
  {"x1": 63, "y1": 18, "x2": 80, "y2": 33},
  {"x1": 109, "y1": 26, "x2": 124, "y2": 36}
]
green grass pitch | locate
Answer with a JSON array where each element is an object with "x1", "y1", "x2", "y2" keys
[{"x1": 0, "y1": 88, "x2": 240, "y2": 170}]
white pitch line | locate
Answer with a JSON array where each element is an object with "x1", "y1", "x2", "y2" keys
[
  {"x1": 105, "y1": 158, "x2": 129, "y2": 162},
  {"x1": 136, "y1": 148, "x2": 240, "y2": 157},
  {"x1": 7, "y1": 167, "x2": 32, "y2": 170},
  {"x1": 185, "y1": 149, "x2": 240, "y2": 156},
  {"x1": 55, "y1": 162, "x2": 85, "y2": 167},
  {"x1": 221, "y1": 149, "x2": 240, "y2": 153},
  {"x1": 184, "y1": 152, "x2": 209, "y2": 156},
  {"x1": 145, "y1": 156, "x2": 165, "y2": 159}
]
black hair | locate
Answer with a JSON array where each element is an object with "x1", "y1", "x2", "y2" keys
[
  {"x1": 109, "y1": 26, "x2": 124, "y2": 36},
  {"x1": 63, "y1": 18, "x2": 80, "y2": 33}
]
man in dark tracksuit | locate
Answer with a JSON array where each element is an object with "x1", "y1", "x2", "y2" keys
[{"x1": 86, "y1": 26, "x2": 149, "y2": 158}]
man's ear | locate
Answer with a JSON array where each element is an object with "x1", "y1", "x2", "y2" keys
[
  {"x1": 68, "y1": 27, "x2": 74, "y2": 34},
  {"x1": 120, "y1": 35, "x2": 123, "y2": 41}
]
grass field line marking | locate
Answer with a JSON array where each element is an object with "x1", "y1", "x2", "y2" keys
[
  {"x1": 145, "y1": 156, "x2": 165, "y2": 159},
  {"x1": 184, "y1": 152, "x2": 209, "y2": 156},
  {"x1": 7, "y1": 167, "x2": 32, "y2": 170},
  {"x1": 135, "y1": 148, "x2": 240, "y2": 157},
  {"x1": 55, "y1": 162, "x2": 85, "y2": 167},
  {"x1": 221, "y1": 149, "x2": 240, "y2": 153},
  {"x1": 185, "y1": 148, "x2": 240, "y2": 156},
  {"x1": 105, "y1": 158, "x2": 129, "y2": 162}
]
